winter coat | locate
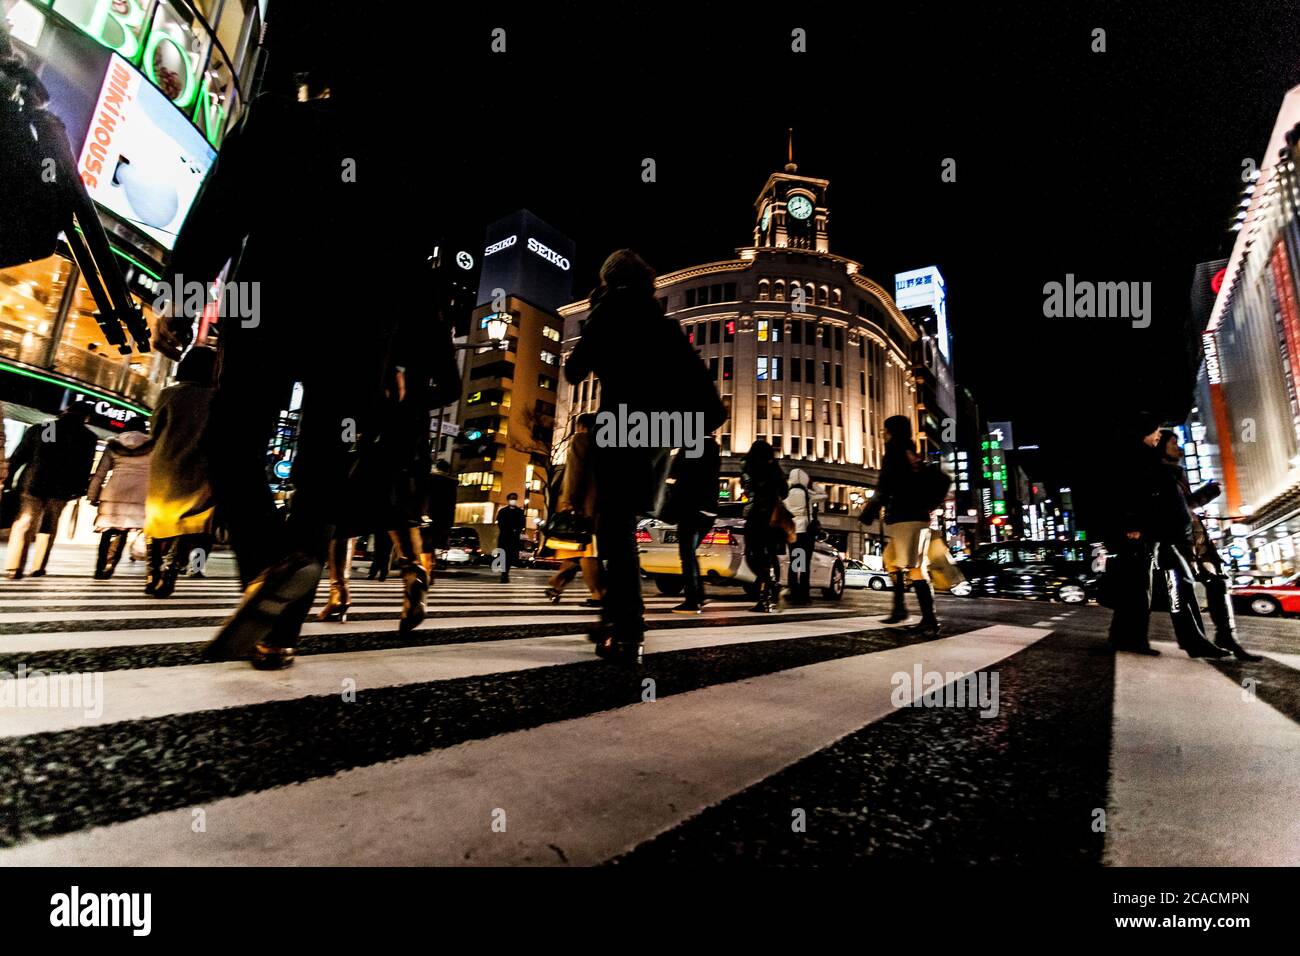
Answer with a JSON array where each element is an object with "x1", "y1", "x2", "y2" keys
[
  {"x1": 88, "y1": 430, "x2": 152, "y2": 531},
  {"x1": 556, "y1": 430, "x2": 598, "y2": 518},
  {"x1": 860, "y1": 439, "x2": 932, "y2": 525},
  {"x1": 145, "y1": 381, "x2": 215, "y2": 539},
  {"x1": 564, "y1": 284, "x2": 726, "y2": 514},
  {"x1": 4, "y1": 414, "x2": 98, "y2": 501},
  {"x1": 661, "y1": 437, "x2": 721, "y2": 528},
  {"x1": 496, "y1": 504, "x2": 526, "y2": 549},
  {"x1": 783, "y1": 467, "x2": 828, "y2": 534},
  {"x1": 741, "y1": 457, "x2": 788, "y2": 523}
]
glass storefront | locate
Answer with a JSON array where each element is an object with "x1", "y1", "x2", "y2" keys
[{"x1": 0, "y1": 254, "x2": 171, "y2": 407}]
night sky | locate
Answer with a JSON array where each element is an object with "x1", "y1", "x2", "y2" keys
[{"x1": 268, "y1": 1, "x2": 1300, "y2": 529}]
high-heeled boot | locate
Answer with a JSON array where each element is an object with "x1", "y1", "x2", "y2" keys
[
  {"x1": 390, "y1": 527, "x2": 428, "y2": 634},
  {"x1": 318, "y1": 537, "x2": 354, "y2": 622},
  {"x1": 144, "y1": 538, "x2": 165, "y2": 595},
  {"x1": 911, "y1": 579, "x2": 941, "y2": 635},
  {"x1": 153, "y1": 540, "x2": 181, "y2": 598},
  {"x1": 881, "y1": 572, "x2": 908, "y2": 624},
  {"x1": 101, "y1": 531, "x2": 127, "y2": 579},
  {"x1": 94, "y1": 531, "x2": 115, "y2": 579}
]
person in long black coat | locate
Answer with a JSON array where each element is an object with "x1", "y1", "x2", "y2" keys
[
  {"x1": 157, "y1": 75, "x2": 427, "y2": 668},
  {"x1": 564, "y1": 249, "x2": 725, "y2": 661},
  {"x1": 741, "y1": 440, "x2": 788, "y2": 613}
]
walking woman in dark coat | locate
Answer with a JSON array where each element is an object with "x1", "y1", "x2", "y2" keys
[
  {"x1": 858, "y1": 415, "x2": 940, "y2": 633},
  {"x1": 741, "y1": 440, "x2": 788, "y2": 613},
  {"x1": 564, "y1": 248, "x2": 725, "y2": 662}
]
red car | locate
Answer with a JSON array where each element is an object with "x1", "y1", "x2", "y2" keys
[{"x1": 1232, "y1": 574, "x2": 1300, "y2": 617}]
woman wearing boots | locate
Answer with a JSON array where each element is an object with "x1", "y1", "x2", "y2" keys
[
  {"x1": 741, "y1": 440, "x2": 789, "y2": 613},
  {"x1": 858, "y1": 415, "x2": 940, "y2": 634},
  {"x1": 144, "y1": 347, "x2": 216, "y2": 598},
  {"x1": 88, "y1": 424, "x2": 152, "y2": 579},
  {"x1": 1158, "y1": 431, "x2": 1258, "y2": 660}
]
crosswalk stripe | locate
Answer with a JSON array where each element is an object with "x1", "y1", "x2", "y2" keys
[
  {"x1": 1105, "y1": 639, "x2": 1300, "y2": 865},
  {"x1": 0, "y1": 624, "x2": 1047, "y2": 865},
  {"x1": 0, "y1": 615, "x2": 902, "y2": 737}
]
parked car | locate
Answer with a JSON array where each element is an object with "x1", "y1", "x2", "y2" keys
[
  {"x1": 844, "y1": 558, "x2": 890, "y2": 590},
  {"x1": 637, "y1": 502, "x2": 845, "y2": 600},
  {"x1": 435, "y1": 525, "x2": 483, "y2": 568},
  {"x1": 1231, "y1": 574, "x2": 1300, "y2": 616},
  {"x1": 954, "y1": 540, "x2": 1098, "y2": 604}
]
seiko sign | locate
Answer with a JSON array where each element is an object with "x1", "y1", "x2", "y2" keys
[
  {"x1": 485, "y1": 234, "x2": 570, "y2": 271},
  {"x1": 527, "y1": 237, "x2": 570, "y2": 271},
  {"x1": 484, "y1": 235, "x2": 518, "y2": 257}
]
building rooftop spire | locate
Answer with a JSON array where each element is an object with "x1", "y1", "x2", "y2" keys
[{"x1": 785, "y1": 127, "x2": 797, "y2": 173}]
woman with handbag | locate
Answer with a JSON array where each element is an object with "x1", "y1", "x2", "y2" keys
[
  {"x1": 741, "y1": 440, "x2": 790, "y2": 613},
  {"x1": 544, "y1": 414, "x2": 603, "y2": 606},
  {"x1": 858, "y1": 415, "x2": 941, "y2": 633}
]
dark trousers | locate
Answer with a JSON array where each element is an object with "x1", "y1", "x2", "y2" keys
[
  {"x1": 676, "y1": 517, "x2": 709, "y2": 606},
  {"x1": 1108, "y1": 539, "x2": 1210, "y2": 650},
  {"x1": 788, "y1": 529, "x2": 816, "y2": 602},
  {"x1": 592, "y1": 444, "x2": 666, "y2": 640},
  {"x1": 1199, "y1": 564, "x2": 1236, "y2": 638},
  {"x1": 499, "y1": 543, "x2": 519, "y2": 580},
  {"x1": 207, "y1": 318, "x2": 387, "y2": 587},
  {"x1": 744, "y1": 517, "x2": 783, "y2": 591}
]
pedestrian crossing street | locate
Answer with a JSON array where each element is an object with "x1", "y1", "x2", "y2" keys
[{"x1": 1, "y1": 569, "x2": 1299, "y2": 866}]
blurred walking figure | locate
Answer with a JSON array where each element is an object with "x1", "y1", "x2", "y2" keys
[
  {"x1": 661, "y1": 435, "x2": 721, "y2": 614},
  {"x1": 741, "y1": 440, "x2": 789, "y2": 613},
  {"x1": 495, "y1": 493, "x2": 526, "y2": 583},
  {"x1": 143, "y1": 347, "x2": 216, "y2": 597},
  {"x1": 1158, "y1": 431, "x2": 1259, "y2": 660},
  {"x1": 87, "y1": 422, "x2": 151, "y2": 579},
  {"x1": 319, "y1": 331, "x2": 456, "y2": 631},
  {"x1": 858, "y1": 415, "x2": 940, "y2": 633},
  {"x1": 2, "y1": 404, "x2": 97, "y2": 579},
  {"x1": 156, "y1": 56, "x2": 426, "y2": 668},
  {"x1": 423, "y1": 459, "x2": 458, "y2": 568},
  {"x1": 544, "y1": 414, "x2": 602, "y2": 606},
  {"x1": 565, "y1": 249, "x2": 726, "y2": 662}
]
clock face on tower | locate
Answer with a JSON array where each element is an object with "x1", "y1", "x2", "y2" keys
[
  {"x1": 787, "y1": 194, "x2": 813, "y2": 220},
  {"x1": 760, "y1": 204, "x2": 770, "y2": 232}
]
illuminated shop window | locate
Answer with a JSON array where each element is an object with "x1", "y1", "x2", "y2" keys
[{"x1": 543, "y1": 326, "x2": 561, "y2": 342}]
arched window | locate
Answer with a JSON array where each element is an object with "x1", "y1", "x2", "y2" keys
[
  {"x1": 758, "y1": 279, "x2": 771, "y2": 301},
  {"x1": 774, "y1": 279, "x2": 786, "y2": 301}
]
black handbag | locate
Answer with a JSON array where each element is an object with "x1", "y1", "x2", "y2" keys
[{"x1": 542, "y1": 509, "x2": 593, "y2": 550}]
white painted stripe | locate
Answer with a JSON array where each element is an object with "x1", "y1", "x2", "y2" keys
[
  {"x1": 0, "y1": 624, "x2": 1047, "y2": 865},
  {"x1": 1263, "y1": 651, "x2": 1300, "y2": 671},
  {"x1": 1105, "y1": 640, "x2": 1300, "y2": 865},
  {"x1": 0, "y1": 600, "x2": 690, "y2": 624},
  {"x1": 0, "y1": 615, "x2": 902, "y2": 736}
]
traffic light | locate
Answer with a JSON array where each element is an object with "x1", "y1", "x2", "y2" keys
[{"x1": 454, "y1": 427, "x2": 494, "y2": 462}]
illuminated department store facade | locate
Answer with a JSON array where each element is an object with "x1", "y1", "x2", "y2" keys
[
  {"x1": 556, "y1": 159, "x2": 920, "y2": 559},
  {"x1": 0, "y1": 0, "x2": 263, "y2": 443}
]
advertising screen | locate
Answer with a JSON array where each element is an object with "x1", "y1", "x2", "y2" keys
[
  {"x1": 477, "y1": 209, "x2": 576, "y2": 312},
  {"x1": 895, "y1": 265, "x2": 950, "y2": 362},
  {"x1": 76, "y1": 53, "x2": 215, "y2": 249}
]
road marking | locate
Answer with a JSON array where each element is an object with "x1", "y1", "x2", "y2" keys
[
  {"x1": 0, "y1": 625, "x2": 1049, "y2": 865},
  {"x1": 1106, "y1": 640, "x2": 1300, "y2": 865}
]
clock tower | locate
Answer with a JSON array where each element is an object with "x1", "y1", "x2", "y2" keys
[{"x1": 753, "y1": 129, "x2": 830, "y2": 252}]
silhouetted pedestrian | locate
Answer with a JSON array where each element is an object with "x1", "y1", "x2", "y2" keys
[
  {"x1": 496, "y1": 493, "x2": 525, "y2": 583},
  {"x1": 858, "y1": 415, "x2": 940, "y2": 633},
  {"x1": 3, "y1": 404, "x2": 97, "y2": 578},
  {"x1": 741, "y1": 440, "x2": 789, "y2": 613}
]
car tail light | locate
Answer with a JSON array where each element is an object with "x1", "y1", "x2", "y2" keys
[
  {"x1": 635, "y1": 530, "x2": 652, "y2": 543},
  {"x1": 701, "y1": 529, "x2": 733, "y2": 546}
]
